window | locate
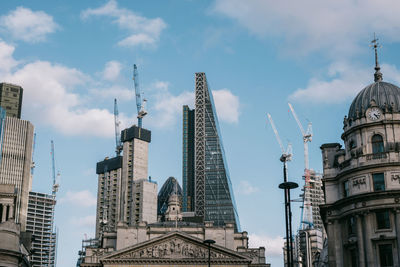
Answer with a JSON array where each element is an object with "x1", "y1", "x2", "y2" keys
[
  {"x1": 372, "y1": 134, "x2": 384, "y2": 154},
  {"x1": 376, "y1": 210, "x2": 390, "y2": 229},
  {"x1": 347, "y1": 216, "x2": 356, "y2": 236},
  {"x1": 379, "y1": 244, "x2": 393, "y2": 267},
  {"x1": 343, "y1": 180, "x2": 350, "y2": 197},
  {"x1": 373, "y1": 173, "x2": 385, "y2": 191},
  {"x1": 349, "y1": 140, "x2": 356, "y2": 149}
]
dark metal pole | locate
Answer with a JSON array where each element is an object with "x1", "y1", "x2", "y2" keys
[
  {"x1": 283, "y1": 162, "x2": 291, "y2": 267},
  {"x1": 279, "y1": 157, "x2": 298, "y2": 267},
  {"x1": 203, "y1": 239, "x2": 215, "y2": 267}
]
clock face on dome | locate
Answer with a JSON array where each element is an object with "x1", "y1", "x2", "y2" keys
[{"x1": 367, "y1": 107, "x2": 382, "y2": 121}]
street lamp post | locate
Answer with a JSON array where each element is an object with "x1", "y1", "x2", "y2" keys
[{"x1": 203, "y1": 239, "x2": 216, "y2": 267}]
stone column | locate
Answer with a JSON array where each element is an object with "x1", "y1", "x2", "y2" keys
[
  {"x1": 334, "y1": 219, "x2": 343, "y2": 266},
  {"x1": 395, "y1": 209, "x2": 400, "y2": 265},
  {"x1": 363, "y1": 212, "x2": 375, "y2": 266},
  {"x1": 2, "y1": 205, "x2": 7, "y2": 222},
  {"x1": 356, "y1": 214, "x2": 365, "y2": 267},
  {"x1": 8, "y1": 204, "x2": 14, "y2": 219}
]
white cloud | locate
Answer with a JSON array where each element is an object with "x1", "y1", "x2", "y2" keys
[
  {"x1": 103, "y1": 60, "x2": 122, "y2": 81},
  {"x1": 82, "y1": 0, "x2": 166, "y2": 47},
  {"x1": 289, "y1": 62, "x2": 400, "y2": 103},
  {"x1": 0, "y1": 41, "x2": 118, "y2": 137},
  {"x1": 237, "y1": 180, "x2": 259, "y2": 195},
  {"x1": 0, "y1": 40, "x2": 18, "y2": 75},
  {"x1": 90, "y1": 85, "x2": 133, "y2": 101},
  {"x1": 70, "y1": 215, "x2": 96, "y2": 227},
  {"x1": 0, "y1": 7, "x2": 58, "y2": 43},
  {"x1": 213, "y1": 0, "x2": 400, "y2": 57},
  {"x1": 58, "y1": 190, "x2": 97, "y2": 207},
  {"x1": 148, "y1": 82, "x2": 240, "y2": 128},
  {"x1": 212, "y1": 89, "x2": 240, "y2": 124},
  {"x1": 249, "y1": 233, "x2": 283, "y2": 257},
  {"x1": 149, "y1": 81, "x2": 194, "y2": 128}
]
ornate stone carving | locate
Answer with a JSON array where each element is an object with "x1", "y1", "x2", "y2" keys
[
  {"x1": 391, "y1": 173, "x2": 400, "y2": 184},
  {"x1": 352, "y1": 176, "x2": 366, "y2": 188},
  {"x1": 119, "y1": 237, "x2": 229, "y2": 259}
]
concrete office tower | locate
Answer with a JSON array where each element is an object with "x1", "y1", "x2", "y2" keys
[
  {"x1": 120, "y1": 125, "x2": 157, "y2": 226},
  {"x1": 183, "y1": 72, "x2": 241, "y2": 232},
  {"x1": 0, "y1": 83, "x2": 23, "y2": 118},
  {"x1": 95, "y1": 126, "x2": 157, "y2": 238},
  {"x1": 95, "y1": 156, "x2": 122, "y2": 238},
  {"x1": 0, "y1": 117, "x2": 34, "y2": 231},
  {"x1": 27, "y1": 191, "x2": 57, "y2": 267}
]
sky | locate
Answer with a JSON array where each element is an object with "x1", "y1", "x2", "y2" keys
[{"x1": 2, "y1": 1, "x2": 400, "y2": 266}]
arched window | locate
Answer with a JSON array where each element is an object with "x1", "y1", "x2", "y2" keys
[{"x1": 372, "y1": 134, "x2": 384, "y2": 154}]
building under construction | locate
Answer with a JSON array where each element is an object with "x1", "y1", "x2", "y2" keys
[{"x1": 27, "y1": 191, "x2": 57, "y2": 267}]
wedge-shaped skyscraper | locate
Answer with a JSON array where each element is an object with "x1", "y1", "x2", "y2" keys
[{"x1": 183, "y1": 72, "x2": 241, "y2": 232}]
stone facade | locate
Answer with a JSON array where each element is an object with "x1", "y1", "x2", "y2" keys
[
  {"x1": 320, "y1": 80, "x2": 400, "y2": 266},
  {"x1": 0, "y1": 184, "x2": 31, "y2": 267}
]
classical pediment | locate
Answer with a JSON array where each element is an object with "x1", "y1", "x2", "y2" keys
[{"x1": 101, "y1": 231, "x2": 251, "y2": 265}]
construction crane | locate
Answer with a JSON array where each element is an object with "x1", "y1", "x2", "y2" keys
[
  {"x1": 49, "y1": 140, "x2": 59, "y2": 267},
  {"x1": 288, "y1": 103, "x2": 314, "y2": 230},
  {"x1": 114, "y1": 99, "x2": 122, "y2": 156},
  {"x1": 288, "y1": 103, "x2": 312, "y2": 170},
  {"x1": 133, "y1": 64, "x2": 148, "y2": 128},
  {"x1": 267, "y1": 113, "x2": 292, "y2": 162}
]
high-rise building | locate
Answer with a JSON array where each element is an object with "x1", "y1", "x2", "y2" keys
[
  {"x1": 95, "y1": 125, "x2": 157, "y2": 238},
  {"x1": 27, "y1": 191, "x2": 57, "y2": 267},
  {"x1": 182, "y1": 72, "x2": 241, "y2": 232},
  {"x1": 0, "y1": 83, "x2": 23, "y2": 119},
  {"x1": 182, "y1": 106, "x2": 195, "y2": 212},
  {"x1": 0, "y1": 116, "x2": 34, "y2": 231}
]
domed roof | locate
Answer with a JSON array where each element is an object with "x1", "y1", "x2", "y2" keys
[{"x1": 348, "y1": 81, "x2": 400, "y2": 120}]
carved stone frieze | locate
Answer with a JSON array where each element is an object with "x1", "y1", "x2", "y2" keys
[
  {"x1": 391, "y1": 172, "x2": 400, "y2": 184},
  {"x1": 352, "y1": 176, "x2": 366, "y2": 188},
  {"x1": 118, "y1": 237, "x2": 228, "y2": 259}
]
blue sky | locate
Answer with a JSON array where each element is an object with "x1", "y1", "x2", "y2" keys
[{"x1": 2, "y1": 1, "x2": 400, "y2": 266}]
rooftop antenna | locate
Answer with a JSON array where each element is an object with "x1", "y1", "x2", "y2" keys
[{"x1": 370, "y1": 33, "x2": 383, "y2": 82}]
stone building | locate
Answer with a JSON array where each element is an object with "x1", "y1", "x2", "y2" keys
[
  {"x1": 78, "y1": 192, "x2": 269, "y2": 267},
  {"x1": 320, "y1": 46, "x2": 400, "y2": 266},
  {"x1": 0, "y1": 184, "x2": 31, "y2": 266}
]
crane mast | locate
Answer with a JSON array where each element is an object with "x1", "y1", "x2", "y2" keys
[
  {"x1": 288, "y1": 103, "x2": 312, "y2": 170},
  {"x1": 114, "y1": 99, "x2": 122, "y2": 156},
  {"x1": 133, "y1": 64, "x2": 148, "y2": 128}
]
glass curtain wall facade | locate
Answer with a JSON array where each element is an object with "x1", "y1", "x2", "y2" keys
[
  {"x1": 182, "y1": 106, "x2": 195, "y2": 212},
  {"x1": 183, "y1": 72, "x2": 241, "y2": 232}
]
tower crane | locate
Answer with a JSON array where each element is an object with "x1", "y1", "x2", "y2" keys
[
  {"x1": 267, "y1": 113, "x2": 292, "y2": 162},
  {"x1": 133, "y1": 64, "x2": 148, "y2": 128},
  {"x1": 114, "y1": 99, "x2": 122, "y2": 156},
  {"x1": 288, "y1": 103, "x2": 314, "y2": 231},
  {"x1": 51, "y1": 140, "x2": 59, "y2": 196},
  {"x1": 50, "y1": 140, "x2": 59, "y2": 267},
  {"x1": 288, "y1": 103, "x2": 312, "y2": 170}
]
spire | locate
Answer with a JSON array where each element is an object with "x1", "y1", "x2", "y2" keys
[{"x1": 371, "y1": 33, "x2": 383, "y2": 82}]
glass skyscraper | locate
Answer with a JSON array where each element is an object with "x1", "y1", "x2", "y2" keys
[{"x1": 182, "y1": 72, "x2": 241, "y2": 232}]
